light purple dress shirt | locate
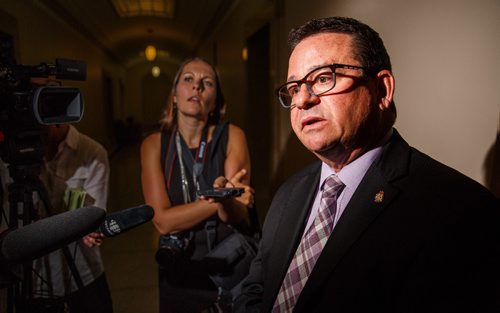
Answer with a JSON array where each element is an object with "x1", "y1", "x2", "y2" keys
[{"x1": 304, "y1": 145, "x2": 384, "y2": 232}]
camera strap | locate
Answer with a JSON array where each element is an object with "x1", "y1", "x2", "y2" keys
[
  {"x1": 160, "y1": 122, "x2": 231, "y2": 254},
  {"x1": 174, "y1": 124, "x2": 209, "y2": 203},
  {"x1": 175, "y1": 132, "x2": 191, "y2": 204}
]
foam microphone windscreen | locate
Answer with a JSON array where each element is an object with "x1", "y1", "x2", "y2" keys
[{"x1": 0, "y1": 206, "x2": 106, "y2": 263}]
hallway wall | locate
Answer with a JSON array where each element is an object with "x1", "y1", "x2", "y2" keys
[{"x1": 123, "y1": 60, "x2": 179, "y2": 131}]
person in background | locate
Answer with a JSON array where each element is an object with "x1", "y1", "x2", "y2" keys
[
  {"x1": 235, "y1": 16, "x2": 500, "y2": 313},
  {"x1": 0, "y1": 78, "x2": 113, "y2": 313},
  {"x1": 140, "y1": 57, "x2": 255, "y2": 312}
]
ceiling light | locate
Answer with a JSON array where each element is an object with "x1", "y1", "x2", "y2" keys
[
  {"x1": 152, "y1": 66, "x2": 161, "y2": 77},
  {"x1": 111, "y1": 0, "x2": 175, "y2": 18},
  {"x1": 145, "y1": 45, "x2": 157, "y2": 61}
]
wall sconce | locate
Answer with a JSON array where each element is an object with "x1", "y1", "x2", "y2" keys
[
  {"x1": 145, "y1": 45, "x2": 157, "y2": 61},
  {"x1": 241, "y1": 47, "x2": 248, "y2": 62}
]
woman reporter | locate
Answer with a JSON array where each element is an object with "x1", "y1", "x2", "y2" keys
[{"x1": 140, "y1": 57, "x2": 254, "y2": 313}]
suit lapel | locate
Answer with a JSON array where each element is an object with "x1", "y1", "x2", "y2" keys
[{"x1": 294, "y1": 130, "x2": 411, "y2": 311}]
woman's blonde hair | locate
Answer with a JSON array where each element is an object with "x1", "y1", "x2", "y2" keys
[{"x1": 160, "y1": 57, "x2": 226, "y2": 131}]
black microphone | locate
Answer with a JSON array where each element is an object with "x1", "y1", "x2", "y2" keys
[
  {"x1": 0, "y1": 206, "x2": 106, "y2": 264},
  {"x1": 99, "y1": 204, "x2": 154, "y2": 237}
]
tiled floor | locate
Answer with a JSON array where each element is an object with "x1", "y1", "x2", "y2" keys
[{"x1": 102, "y1": 142, "x2": 160, "y2": 313}]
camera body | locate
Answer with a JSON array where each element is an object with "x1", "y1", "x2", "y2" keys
[
  {"x1": 156, "y1": 233, "x2": 193, "y2": 265},
  {"x1": 0, "y1": 32, "x2": 85, "y2": 167}
]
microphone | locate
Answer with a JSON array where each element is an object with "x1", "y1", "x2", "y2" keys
[
  {"x1": 0, "y1": 206, "x2": 106, "y2": 264},
  {"x1": 99, "y1": 204, "x2": 154, "y2": 237}
]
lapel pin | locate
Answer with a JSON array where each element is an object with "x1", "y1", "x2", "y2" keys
[{"x1": 374, "y1": 191, "x2": 384, "y2": 203}]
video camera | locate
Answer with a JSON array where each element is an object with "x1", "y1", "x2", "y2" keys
[{"x1": 0, "y1": 31, "x2": 85, "y2": 166}]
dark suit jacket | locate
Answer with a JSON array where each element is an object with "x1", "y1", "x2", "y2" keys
[{"x1": 235, "y1": 130, "x2": 500, "y2": 313}]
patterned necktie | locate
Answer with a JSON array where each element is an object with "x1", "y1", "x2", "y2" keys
[{"x1": 272, "y1": 174, "x2": 345, "y2": 312}]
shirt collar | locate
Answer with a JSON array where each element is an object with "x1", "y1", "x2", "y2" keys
[
  {"x1": 319, "y1": 129, "x2": 392, "y2": 191},
  {"x1": 62, "y1": 124, "x2": 79, "y2": 151}
]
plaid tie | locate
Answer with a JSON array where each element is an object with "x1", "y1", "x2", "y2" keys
[{"x1": 272, "y1": 174, "x2": 344, "y2": 312}]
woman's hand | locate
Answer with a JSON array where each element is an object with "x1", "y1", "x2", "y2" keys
[
  {"x1": 204, "y1": 169, "x2": 255, "y2": 208},
  {"x1": 201, "y1": 169, "x2": 254, "y2": 224},
  {"x1": 225, "y1": 169, "x2": 254, "y2": 208}
]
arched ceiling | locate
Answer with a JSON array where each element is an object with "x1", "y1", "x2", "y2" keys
[{"x1": 40, "y1": 0, "x2": 239, "y2": 67}]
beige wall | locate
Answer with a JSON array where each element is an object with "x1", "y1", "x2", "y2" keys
[
  {"x1": 199, "y1": 0, "x2": 499, "y2": 194},
  {"x1": 0, "y1": 0, "x2": 125, "y2": 149}
]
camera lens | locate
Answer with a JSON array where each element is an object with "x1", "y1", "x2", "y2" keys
[{"x1": 156, "y1": 235, "x2": 189, "y2": 265}]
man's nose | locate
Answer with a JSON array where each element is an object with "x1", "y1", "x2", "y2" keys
[{"x1": 293, "y1": 84, "x2": 319, "y2": 109}]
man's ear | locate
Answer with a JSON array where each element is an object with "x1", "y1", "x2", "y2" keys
[{"x1": 376, "y1": 70, "x2": 395, "y2": 110}]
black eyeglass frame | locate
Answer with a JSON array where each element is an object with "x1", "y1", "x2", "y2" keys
[{"x1": 275, "y1": 63, "x2": 375, "y2": 108}]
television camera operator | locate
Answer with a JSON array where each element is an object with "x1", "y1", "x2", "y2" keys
[{"x1": 0, "y1": 42, "x2": 114, "y2": 312}]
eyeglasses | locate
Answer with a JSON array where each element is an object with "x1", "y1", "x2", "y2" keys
[{"x1": 275, "y1": 63, "x2": 373, "y2": 108}]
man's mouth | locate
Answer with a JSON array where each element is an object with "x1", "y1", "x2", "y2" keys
[{"x1": 301, "y1": 116, "x2": 324, "y2": 129}]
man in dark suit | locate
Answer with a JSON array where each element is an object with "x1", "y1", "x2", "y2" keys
[{"x1": 235, "y1": 16, "x2": 499, "y2": 313}]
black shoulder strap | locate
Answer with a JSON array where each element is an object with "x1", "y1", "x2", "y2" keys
[
  {"x1": 204, "y1": 121, "x2": 230, "y2": 251},
  {"x1": 209, "y1": 121, "x2": 229, "y2": 159},
  {"x1": 248, "y1": 202, "x2": 261, "y2": 239}
]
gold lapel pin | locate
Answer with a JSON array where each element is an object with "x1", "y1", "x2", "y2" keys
[{"x1": 374, "y1": 191, "x2": 384, "y2": 203}]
